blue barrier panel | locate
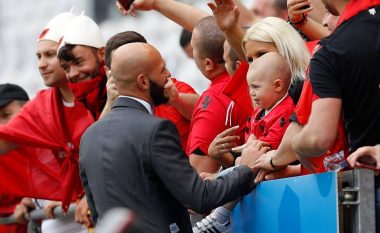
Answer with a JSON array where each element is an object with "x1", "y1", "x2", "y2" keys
[{"x1": 232, "y1": 172, "x2": 339, "y2": 233}]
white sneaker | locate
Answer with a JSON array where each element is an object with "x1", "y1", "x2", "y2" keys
[{"x1": 192, "y1": 214, "x2": 232, "y2": 233}]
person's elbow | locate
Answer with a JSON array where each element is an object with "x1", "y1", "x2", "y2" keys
[
  {"x1": 295, "y1": 131, "x2": 335, "y2": 157},
  {"x1": 310, "y1": 133, "x2": 335, "y2": 154}
]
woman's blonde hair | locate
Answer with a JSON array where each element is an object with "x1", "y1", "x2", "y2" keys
[{"x1": 242, "y1": 17, "x2": 310, "y2": 83}]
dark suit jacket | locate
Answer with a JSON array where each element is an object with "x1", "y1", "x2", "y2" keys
[{"x1": 79, "y1": 97, "x2": 255, "y2": 233}]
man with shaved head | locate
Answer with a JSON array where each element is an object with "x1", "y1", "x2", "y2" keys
[{"x1": 79, "y1": 43, "x2": 261, "y2": 232}]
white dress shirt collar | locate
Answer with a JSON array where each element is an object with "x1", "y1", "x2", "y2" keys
[{"x1": 118, "y1": 96, "x2": 153, "y2": 115}]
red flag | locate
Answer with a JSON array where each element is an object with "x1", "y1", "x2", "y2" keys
[
  {"x1": 0, "y1": 147, "x2": 67, "y2": 200},
  {"x1": 0, "y1": 88, "x2": 94, "y2": 211},
  {"x1": 222, "y1": 61, "x2": 254, "y2": 116}
]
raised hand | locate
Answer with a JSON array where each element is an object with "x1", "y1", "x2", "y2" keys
[
  {"x1": 164, "y1": 78, "x2": 179, "y2": 105},
  {"x1": 207, "y1": 0, "x2": 240, "y2": 32},
  {"x1": 106, "y1": 70, "x2": 119, "y2": 103},
  {"x1": 116, "y1": 0, "x2": 157, "y2": 17},
  {"x1": 208, "y1": 126, "x2": 240, "y2": 160},
  {"x1": 287, "y1": 0, "x2": 313, "y2": 23}
]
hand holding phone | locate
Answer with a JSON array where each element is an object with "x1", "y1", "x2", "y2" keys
[
  {"x1": 299, "y1": 4, "x2": 311, "y2": 10},
  {"x1": 118, "y1": 0, "x2": 135, "y2": 11},
  {"x1": 287, "y1": 0, "x2": 312, "y2": 24}
]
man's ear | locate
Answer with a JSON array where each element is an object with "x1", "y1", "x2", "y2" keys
[
  {"x1": 104, "y1": 66, "x2": 110, "y2": 79},
  {"x1": 97, "y1": 47, "x2": 105, "y2": 61},
  {"x1": 235, "y1": 61, "x2": 241, "y2": 70},
  {"x1": 204, "y1": 58, "x2": 215, "y2": 72},
  {"x1": 273, "y1": 79, "x2": 283, "y2": 92},
  {"x1": 136, "y1": 74, "x2": 149, "y2": 90}
]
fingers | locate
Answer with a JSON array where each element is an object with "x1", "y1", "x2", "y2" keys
[
  {"x1": 75, "y1": 207, "x2": 89, "y2": 225},
  {"x1": 106, "y1": 69, "x2": 112, "y2": 80},
  {"x1": 207, "y1": 2, "x2": 217, "y2": 12},
  {"x1": 164, "y1": 78, "x2": 174, "y2": 88},
  {"x1": 218, "y1": 135, "x2": 240, "y2": 144},
  {"x1": 232, "y1": 144, "x2": 246, "y2": 153},
  {"x1": 254, "y1": 169, "x2": 269, "y2": 183},
  {"x1": 218, "y1": 125, "x2": 240, "y2": 138},
  {"x1": 235, "y1": 156, "x2": 242, "y2": 165},
  {"x1": 251, "y1": 156, "x2": 266, "y2": 169},
  {"x1": 13, "y1": 204, "x2": 29, "y2": 225},
  {"x1": 287, "y1": 0, "x2": 310, "y2": 7},
  {"x1": 289, "y1": 1, "x2": 313, "y2": 13},
  {"x1": 44, "y1": 201, "x2": 60, "y2": 219},
  {"x1": 347, "y1": 146, "x2": 373, "y2": 166},
  {"x1": 127, "y1": 2, "x2": 137, "y2": 17},
  {"x1": 21, "y1": 198, "x2": 35, "y2": 208},
  {"x1": 246, "y1": 133, "x2": 257, "y2": 142},
  {"x1": 116, "y1": 1, "x2": 128, "y2": 15},
  {"x1": 215, "y1": 0, "x2": 223, "y2": 6},
  {"x1": 200, "y1": 172, "x2": 218, "y2": 180}
]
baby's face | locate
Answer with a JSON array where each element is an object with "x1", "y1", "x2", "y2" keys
[{"x1": 248, "y1": 74, "x2": 277, "y2": 109}]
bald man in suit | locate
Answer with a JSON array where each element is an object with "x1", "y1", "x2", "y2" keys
[{"x1": 79, "y1": 43, "x2": 263, "y2": 233}]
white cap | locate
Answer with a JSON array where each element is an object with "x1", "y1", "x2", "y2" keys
[
  {"x1": 60, "y1": 14, "x2": 105, "y2": 49},
  {"x1": 37, "y1": 12, "x2": 77, "y2": 43}
]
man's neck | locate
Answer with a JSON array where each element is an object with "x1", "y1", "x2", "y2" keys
[
  {"x1": 208, "y1": 68, "x2": 228, "y2": 81},
  {"x1": 58, "y1": 85, "x2": 75, "y2": 103},
  {"x1": 337, "y1": 0, "x2": 349, "y2": 15}
]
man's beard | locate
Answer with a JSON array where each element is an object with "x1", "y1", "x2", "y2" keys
[{"x1": 149, "y1": 79, "x2": 169, "y2": 106}]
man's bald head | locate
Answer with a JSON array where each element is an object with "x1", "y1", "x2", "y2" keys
[
  {"x1": 111, "y1": 43, "x2": 162, "y2": 90},
  {"x1": 111, "y1": 42, "x2": 170, "y2": 106}
]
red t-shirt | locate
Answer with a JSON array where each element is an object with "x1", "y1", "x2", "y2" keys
[
  {"x1": 186, "y1": 73, "x2": 248, "y2": 156},
  {"x1": 251, "y1": 95, "x2": 295, "y2": 150},
  {"x1": 154, "y1": 78, "x2": 196, "y2": 151},
  {"x1": 294, "y1": 79, "x2": 349, "y2": 175},
  {"x1": 0, "y1": 196, "x2": 27, "y2": 233}
]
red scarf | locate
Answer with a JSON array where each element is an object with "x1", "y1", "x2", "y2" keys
[
  {"x1": 336, "y1": 0, "x2": 380, "y2": 27},
  {"x1": 68, "y1": 66, "x2": 107, "y2": 120},
  {"x1": 0, "y1": 88, "x2": 94, "y2": 211}
]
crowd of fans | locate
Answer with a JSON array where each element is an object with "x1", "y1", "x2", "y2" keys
[{"x1": 0, "y1": 0, "x2": 379, "y2": 232}]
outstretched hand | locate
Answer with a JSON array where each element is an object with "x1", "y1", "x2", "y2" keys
[
  {"x1": 208, "y1": 126, "x2": 240, "y2": 160},
  {"x1": 207, "y1": 0, "x2": 240, "y2": 32},
  {"x1": 347, "y1": 145, "x2": 380, "y2": 175},
  {"x1": 116, "y1": 0, "x2": 156, "y2": 17},
  {"x1": 239, "y1": 134, "x2": 271, "y2": 170}
]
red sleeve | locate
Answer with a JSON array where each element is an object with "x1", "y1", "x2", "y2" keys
[
  {"x1": 186, "y1": 94, "x2": 231, "y2": 155},
  {"x1": 294, "y1": 79, "x2": 314, "y2": 125},
  {"x1": 172, "y1": 78, "x2": 197, "y2": 94}
]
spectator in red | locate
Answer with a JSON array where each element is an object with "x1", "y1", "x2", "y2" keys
[{"x1": 0, "y1": 83, "x2": 29, "y2": 233}]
